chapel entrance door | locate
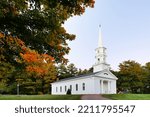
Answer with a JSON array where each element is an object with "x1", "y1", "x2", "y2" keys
[{"x1": 103, "y1": 81, "x2": 108, "y2": 94}]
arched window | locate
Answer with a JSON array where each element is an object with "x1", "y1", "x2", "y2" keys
[
  {"x1": 82, "y1": 83, "x2": 85, "y2": 91},
  {"x1": 76, "y1": 84, "x2": 78, "y2": 91}
]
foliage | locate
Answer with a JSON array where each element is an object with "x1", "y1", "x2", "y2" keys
[
  {"x1": 78, "y1": 67, "x2": 93, "y2": 75},
  {"x1": 142, "y1": 62, "x2": 150, "y2": 93},
  {"x1": 116, "y1": 60, "x2": 146, "y2": 93},
  {"x1": 0, "y1": 48, "x2": 16, "y2": 94},
  {"x1": 0, "y1": 33, "x2": 57, "y2": 94},
  {"x1": 0, "y1": 0, "x2": 95, "y2": 94},
  {"x1": 0, "y1": 0, "x2": 95, "y2": 63},
  {"x1": 57, "y1": 63, "x2": 78, "y2": 79},
  {"x1": 18, "y1": 41, "x2": 57, "y2": 94},
  {"x1": 57, "y1": 63, "x2": 93, "y2": 80}
]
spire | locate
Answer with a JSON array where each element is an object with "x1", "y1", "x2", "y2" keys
[
  {"x1": 98, "y1": 25, "x2": 103, "y2": 47},
  {"x1": 93, "y1": 25, "x2": 110, "y2": 72}
]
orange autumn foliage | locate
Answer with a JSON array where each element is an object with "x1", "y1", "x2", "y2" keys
[
  {"x1": 57, "y1": 45, "x2": 63, "y2": 50},
  {"x1": 42, "y1": 54, "x2": 54, "y2": 62},
  {"x1": 0, "y1": 33, "x2": 56, "y2": 77},
  {"x1": 26, "y1": 66, "x2": 46, "y2": 74},
  {"x1": 1, "y1": 32, "x2": 57, "y2": 89},
  {"x1": 20, "y1": 48, "x2": 55, "y2": 63},
  {"x1": 0, "y1": 33, "x2": 4, "y2": 38},
  {"x1": 21, "y1": 52, "x2": 40, "y2": 63},
  {"x1": 20, "y1": 49, "x2": 55, "y2": 76}
]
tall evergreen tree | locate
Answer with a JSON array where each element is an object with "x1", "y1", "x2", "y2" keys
[{"x1": 57, "y1": 63, "x2": 78, "y2": 80}]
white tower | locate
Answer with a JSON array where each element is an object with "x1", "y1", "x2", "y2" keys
[{"x1": 93, "y1": 25, "x2": 110, "y2": 72}]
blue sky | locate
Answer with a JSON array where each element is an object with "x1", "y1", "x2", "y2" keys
[{"x1": 64, "y1": 0, "x2": 150, "y2": 71}]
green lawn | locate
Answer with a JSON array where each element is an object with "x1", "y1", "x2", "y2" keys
[
  {"x1": 0, "y1": 95, "x2": 81, "y2": 100},
  {"x1": 103, "y1": 94, "x2": 150, "y2": 100},
  {"x1": 0, "y1": 94, "x2": 150, "y2": 100}
]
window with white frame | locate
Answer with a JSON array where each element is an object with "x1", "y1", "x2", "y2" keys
[
  {"x1": 70, "y1": 85, "x2": 72, "y2": 91},
  {"x1": 65, "y1": 86, "x2": 67, "y2": 92},
  {"x1": 82, "y1": 83, "x2": 85, "y2": 91},
  {"x1": 76, "y1": 84, "x2": 78, "y2": 91},
  {"x1": 60, "y1": 86, "x2": 62, "y2": 92}
]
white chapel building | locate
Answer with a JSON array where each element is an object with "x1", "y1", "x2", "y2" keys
[{"x1": 51, "y1": 26, "x2": 118, "y2": 95}]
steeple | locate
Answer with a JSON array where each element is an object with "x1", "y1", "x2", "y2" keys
[
  {"x1": 98, "y1": 25, "x2": 103, "y2": 47},
  {"x1": 93, "y1": 25, "x2": 110, "y2": 72}
]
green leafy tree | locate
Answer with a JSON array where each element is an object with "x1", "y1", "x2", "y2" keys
[
  {"x1": 0, "y1": 62, "x2": 15, "y2": 94},
  {"x1": 142, "y1": 62, "x2": 150, "y2": 93},
  {"x1": 118, "y1": 60, "x2": 144, "y2": 93}
]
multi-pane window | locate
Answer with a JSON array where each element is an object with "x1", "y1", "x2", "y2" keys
[
  {"x1": 83, "y1": 83, "x2": 85, "y2": 91},
  {"x1": 76, "y1": 84, "x2": 78, "y2": 91},
  {"x1": 65, "y1": 86, "x2": 67, "y2": 92},
  {"x1": 70, "y1": 85, "x2": 72, "y2": 91},
  {"x1": 60, "y1": 86, "x2": 62, "y2": 92}
]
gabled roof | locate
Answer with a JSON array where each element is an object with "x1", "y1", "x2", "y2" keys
[
  {"x1": 52, "y1": 71, "x2": 98, "y2": 84},
  {"x1": 94, "y1": 69, "x2": 118, "y2": 80},
  {"x1": 51, "y1": 69, "x2": 117, "y2": 84}
]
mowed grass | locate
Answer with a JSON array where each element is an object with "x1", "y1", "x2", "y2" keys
[
  {"x1": 1, "y1": 94, "x2": 150, "y2": 100},
  {"x1": 103, "y1": 94, "x2": 150, "y2": 100},
  {"x1": 0, "y1": 95, "x2": 81, "y2": 100}
]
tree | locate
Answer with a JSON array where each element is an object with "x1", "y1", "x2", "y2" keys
[
  {"x1": 0, "y1": 0, "x2": 95, "y2": 94},
  {"x1": 0, "y1": 62, "x2": 15, "y2": 94},
  {"x1": 142, "y1": 62, "x2": 150, "y2": 93},
  {"x1": 0, "y1": 0, "x2": 95, "y2": 63},
  {"x1": 78, "y1": 67, "x2": 93, "y2": 75},
  {"x1": 57, "y1": 63, "x2": 93, "y2": 80},
  {"x1": 67, "y1": 63, "x2": 78, "y2": 77},
  {"x1": 57, "y1": 63, "x2": 78, "y2": 80},
  {"x1": 0, "y1": 33, "x2": 57, "y2": 94},
  {"x1": 0, "y1": 33, "x2": 24, "y2": 94},
  {"x1": 118, "y1": 60, "x2": 144, "y2": 93},
  {"x1": 20, "y1": 49, "x2": 57, "y2": 94}
]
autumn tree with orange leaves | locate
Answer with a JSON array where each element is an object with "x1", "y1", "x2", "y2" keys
[
  {"x1": 0, "y1": 32, "x2": 57, "y2": 94},
  {"x1": 20, "y1": 50, "x2": 57, "y2": 94},
  {"x1": 0, "y1": 0, "x2": 95, "y2": 94},
  {"x1": 0, "y1": 0, "x2": 95, "y2": 63}
]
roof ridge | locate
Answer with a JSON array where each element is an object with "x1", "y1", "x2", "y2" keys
[{"x1": 52, "y1": 69, "x2": 109, "y2": 83}]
